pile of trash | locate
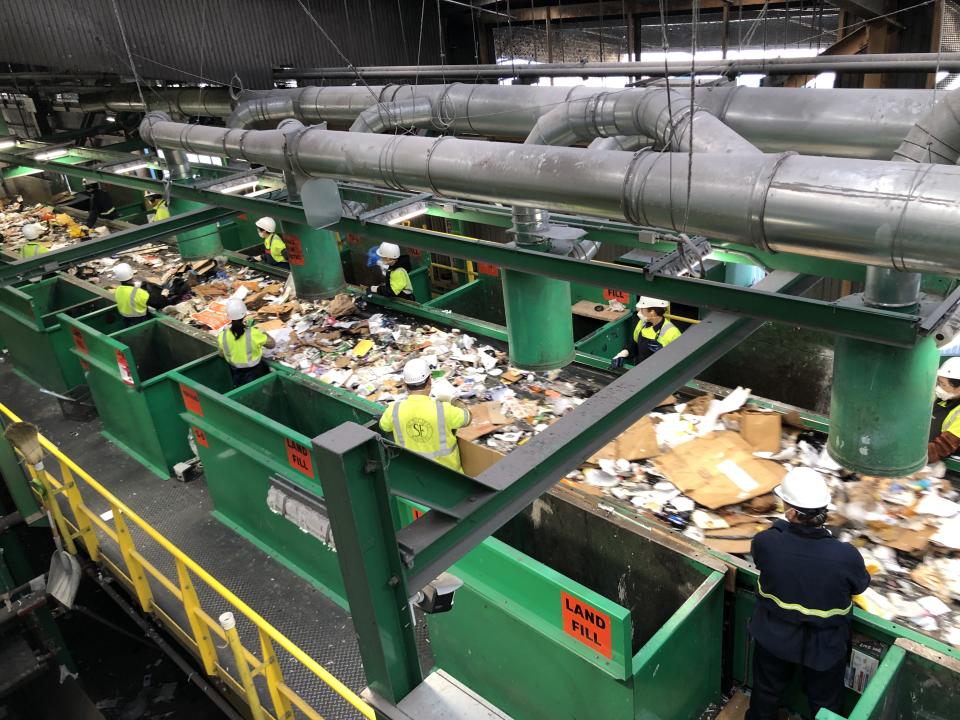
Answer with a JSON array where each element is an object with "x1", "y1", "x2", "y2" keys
[
  {"x1": 563, "y1": 387, "x2": 960, "y2": 649},
  {"x1": 0, "y1": 196, "x2": 106, "y2": 255}
]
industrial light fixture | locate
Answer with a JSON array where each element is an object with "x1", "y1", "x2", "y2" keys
[
  {"x1": 359, "y1": 192, "x2": 433, "y2": 226},
  {"x1": 34, "y1": 149, "x2": 68, "y2": 161},
  {"x1": 0, "y1": 138, "x2": 17, "y2": 151},
  {"x1": 246, "y1": 187, "x2": 275, "y2": 198},
  {"x1": 112, "y1": 162, "x2": 151, "y2": 174},
  {"x1": 106, "y1": 115, "x2": 117, "y2": 123},
  {"x1": 385, "y1": 202, "x2": 429, "y2": 225},
  {"x1": 220, "y1": 179, "x2": 260, "y2": 194}
]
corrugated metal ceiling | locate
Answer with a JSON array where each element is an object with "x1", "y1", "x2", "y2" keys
[{"x1": 0, "y1": 0, "x2": 441, "y2": 88}]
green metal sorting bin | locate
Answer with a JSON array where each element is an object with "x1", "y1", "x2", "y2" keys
[
  {"x1": 816, "y1": 638, "x2": 960, "y2": 720},
  {"x1": 0, "y1": 277, "x2": 112, "y2": 393},
  {"x1": 59, "y1": 313, "x2": 233, "y2": 477},
  {"x1": 428, "y1": 490, "x2": 727, "y2": 720},
  {"x1": 172, "y1": 371, "x2": 381, "y2": 606}
]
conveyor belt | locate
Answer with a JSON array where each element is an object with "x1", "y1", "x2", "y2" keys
[{"x1": 0, "y1": 361, "x2": 416, "y2": 720}]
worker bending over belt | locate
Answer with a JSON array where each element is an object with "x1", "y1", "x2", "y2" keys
[
  {"x1": 255, "y1": 216, "x2": 288, "y2": 267},
  {"x1": 113, "y1": 262, "x2": 162, "y2": 328},
  {"x1": 145, "y1": 192, "x2": 170, "y2": 222},
  {"x1": 83, "y1": 180, "x2": 117, "y2": 228},
  {"x1": 611, "y1": 296, "x2": 681, "y2": 368},
  {"x1": 218, "y1": 298, "x2": 275, "y2": 388},
  {"x1": 370, "y1": 242, "x2": 414, "y2": 300},
  {"x1": 929, "y1": 357, "x2": 960, "y2": 462},
  {"x1": 19, "y1": 223, "x2": 49, "y2": 258},
  {"x1": 747, "y1": 468, "x2": 870, "y2": 720},
  {"x1": 380, "y1": 358, "x2": 472, "y2": 473}
]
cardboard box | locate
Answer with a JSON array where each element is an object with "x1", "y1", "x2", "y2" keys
[
  {"x1": 457, "y1": 438, "x2": 503, "y2": 478},
  {"x1": 739, "y1": 409, "x2": 782, "y2": 453},
  {"x1": 587, "y1": 416, "x2": 660, "y2": 463},
  {"x1": 653, "y1": 432, "x2": 787, "y2": 509}
]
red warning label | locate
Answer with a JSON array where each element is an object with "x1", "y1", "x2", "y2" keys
[
  {"x1": 193, "y1": 427, "x2": 209, "y2": 448},
  {"x1": 477, "y1": 262, "x2": 499, "y2": 277},
  {"x1": 561, "y1": 591, "x2": 612, "y2": 659},
  {"x1": 603, "y1": 288, "x2": 631, "y2": 304},
  {"x1": 284, "y1": 233, "x2": 305, "y2": 266},
  {"x1": 70, "y1": 327, "x2": 88, "y2": 354},
  {"x1": 180, "y1": 384, "x2": 203, "y2": 416},
  {"x1": 115, "y1": 351, "x2": 134, "y2": 386},
  {"x1": 285, "y1": 438, "x2": 314, "y2": 478}
]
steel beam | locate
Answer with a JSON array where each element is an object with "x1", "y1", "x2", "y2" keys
[
  {"x1": 398, "y1": 271, "x2": 816, "y2": 591},
  {"x1": 342, "y1": 220, "x2": 923, "y2": 347},
  {"x1": 0, "y1": 207, "x2": 234, "y2": 285}
]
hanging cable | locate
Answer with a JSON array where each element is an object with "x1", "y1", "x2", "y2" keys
[
  {"x1": 397, "y1": 0, "x2": 410, "y2": 62},
  {"x1": 108, "y1": 0, "x2": 147, "y2": 110},
  {"x1": 682, "y1": 0, "x2": 700, "y2": 237}
]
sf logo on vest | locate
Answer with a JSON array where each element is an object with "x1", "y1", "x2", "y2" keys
[{"x1": 405, "y1": 415, "x2": 435, "y2": 441}]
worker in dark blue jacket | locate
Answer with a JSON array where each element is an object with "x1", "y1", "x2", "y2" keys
[{"x1": 747, "y1": 467, "x2": 870, "y2": 720}]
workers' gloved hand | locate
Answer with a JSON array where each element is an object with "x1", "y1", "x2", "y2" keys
[
  {"x1": 609, "y1": 349, "x2": 629, "y2": 369},
  {"x1": 369, "y1": 285, "x2": 379, "y2": 295}
]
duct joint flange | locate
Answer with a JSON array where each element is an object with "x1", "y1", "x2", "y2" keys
[
  {"x1": 620, "y1": 147, "x2": 656, "y2": 227},
  {"x1": 748, "y1": 151, "x2": 795, "y2": 254},
  {"x1": 424, "y1": 136, "x2": 455, "y2": 196}
]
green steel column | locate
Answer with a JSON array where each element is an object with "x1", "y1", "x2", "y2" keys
[
  {"x1": 283, "y1": 223, "x2": 346, "y2": 299},
  {"x1": 312, "y1": 422, "x2": 422, "y2": 705},
  {"x1": 828, "y1": 332, "x2": 938, "y2": 477},
  {"x1": 169, "y1": 198, "x2": 223, "y2": 259},
  {"x1": 502, "y1": 269, "x2": 576, "y2": 370}
]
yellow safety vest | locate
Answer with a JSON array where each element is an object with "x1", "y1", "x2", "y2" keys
[
  {"x1": 389, "y1": 267, "x2": 413, "y2": 296},
  {"x1": 218, "y1": 325, "x2": 269, "y2": 368},
  {"x1": 940, "y1": 402, "x2": 960, "y2": 435},
  {"x1": 115, "y1": 284, "x2": 150, "y2": 318},
  {"x1": 264, "y1": 233, "x2": 286, "y2": 263},
  {"x1": 379, "y1": 394, "x2": 471, "y2": 472},
  {"x1": 151, "y1": 201, "x2": 170, "y2": 222},
  {"x1": 21, "y1": 242, "x2": 49, "y2": 258},
  {"x1": 633, "y1": 319, "x2": 681, "y2": 346}
]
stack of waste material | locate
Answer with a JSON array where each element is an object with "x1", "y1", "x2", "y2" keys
[
  {"x1": 560, "y1": 386, "x2": 960, "y2": 650},
  {"x1": 75, "y1": 252, "x2": 281, "y2": 332},
  {"x1": 0, "y1": 196, "x2": 107, "y2": 256}
]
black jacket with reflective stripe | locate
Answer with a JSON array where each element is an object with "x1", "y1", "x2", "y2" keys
[{"x1": 750, "y1": 519, "x2": 870, "y2": 670}]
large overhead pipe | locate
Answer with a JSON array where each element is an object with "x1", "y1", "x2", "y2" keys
[
  {"x1": 80, "y1": 88, "x2": 235, "y2": 117},
  {"x1": 139, "y1": 116, "x2": 960, "y2": 276},
  {"x1": 229, "y1": 83, "x2": 936, "y2": 160},
  {"x1": 274, "y1": 53, "x2": 960, "y2": 82}
]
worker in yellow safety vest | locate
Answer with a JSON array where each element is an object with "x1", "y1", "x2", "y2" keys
[
  {"x1": 611, "y1": 296, "x2": 682, "y2": 368},
  {"x1": 747, "y1": 468, "x2": 870, "y2": 720},
  {"x1": 145, "y1": 192, "x2": 170, "y2": 222},
  {"x1": 379, "y1": 358, "x2": 472, "y2": 473},
  {"x1": 370, "y1": 242, "x2": 414, "y2": 299},
  {"x1": 112, "y1": 262, "x2": 156, "y2": 328},
  {"x1": 218, "y1": 298, "x2": 275, "y2": 387},
  {"x1": 19, "y1": 223, "x2": 50, "y2": 258},
  {"x1": 255, "y1": 216, "x2": 288, "y2": 267},
  {"x1": 929, "y1": 357, "x2": 960, "y2": 462}
]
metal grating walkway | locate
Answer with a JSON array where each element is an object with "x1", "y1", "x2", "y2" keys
[{"x1": 0, "y1": 361, "x2": 381, "y2": 720}]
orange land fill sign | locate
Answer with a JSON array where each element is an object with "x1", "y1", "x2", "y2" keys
[
  {"x1": 561, "y1": 591, "x2": 612, "y2": 659},
  {"x1": 193, "y1": 427, "x2": 209, "y2": 448},
  {"x1": 285, "y1": 438, "x2": 315, "y2": 478},
  {"x1": 603, "y1": 288, "x2": 631, "y2": 303},
  {"x1": 180, "y1": 384, "x2": 203, "y2": 416}
]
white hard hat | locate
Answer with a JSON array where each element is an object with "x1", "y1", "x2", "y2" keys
[
  {"x1": 226, "y1": 298, "x2": 248, "y2": 321},
  {"x1": 21, "y1": 223, "x2": 43, "y2": 240},
  {"x1": 775, "y1": 467, "x2": 831, "y2": 511},
  {"x1": 376, "y1": 242, "x2": 401, "y2": 260},
  {"x1": 636, "y1": 296, "x2": 669, "y2": 310},
  {"x1": 938, "y1": 357, "x2": 960, "y2": 381},
  {"x1": 403, "y1": 358, "x2": 431, "y2": 386},
  {"x1": 113, "y1": 263, "x2": 135, "y2": 282},
  {"x1": 255, "y1": 217, "x2": 276, "y2": 233}
]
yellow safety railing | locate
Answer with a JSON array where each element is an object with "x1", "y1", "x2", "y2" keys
[{"x1": 0, "y1": 402, "x2": 375, "y2": 720}]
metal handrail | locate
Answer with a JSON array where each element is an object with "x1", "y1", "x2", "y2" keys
[{"x1": 0, "y1": 402, "x2": 375, "y2": 720}]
